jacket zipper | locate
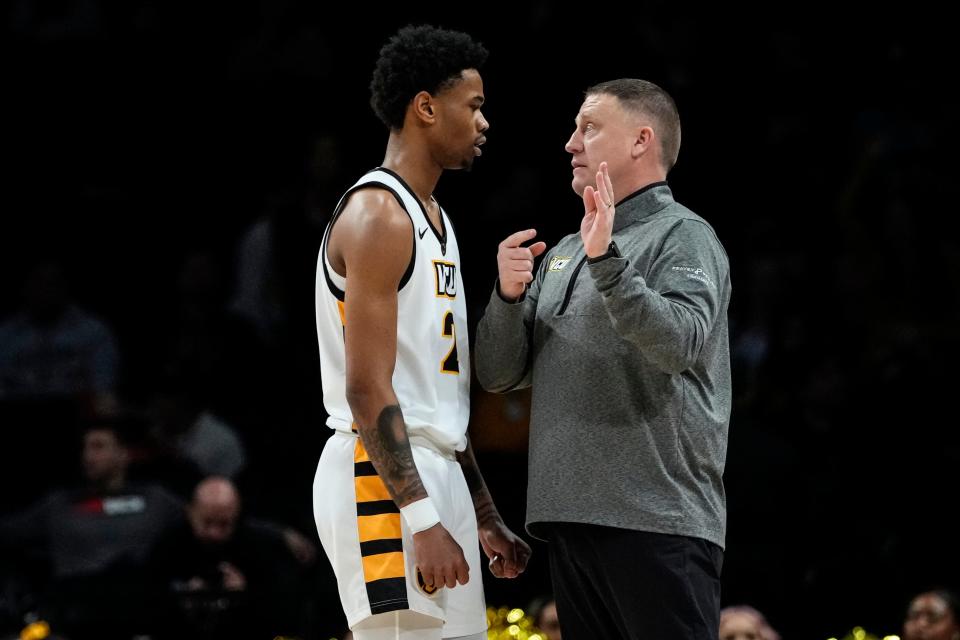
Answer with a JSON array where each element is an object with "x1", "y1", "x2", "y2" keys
[{"x1": 557, "y1": 255, "x2": 588, "y2": 316}]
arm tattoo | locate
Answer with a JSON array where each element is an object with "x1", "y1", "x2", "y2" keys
[
  {"x1": 456, "y1": 438, "x2": 500, "y2": 528},
  {"x1": 360, "y1": 405, "x2": 426, "y2": 507}
]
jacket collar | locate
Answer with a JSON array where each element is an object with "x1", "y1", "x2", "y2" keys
[{"x1": 612, "y1": 181, "x2": 673, "y2": 232}]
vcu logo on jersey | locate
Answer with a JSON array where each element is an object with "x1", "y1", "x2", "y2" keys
[{"x1": 433, "y1": 260, "x2": 457, "y2": 299}]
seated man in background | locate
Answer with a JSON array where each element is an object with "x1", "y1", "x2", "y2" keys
[
  {"x1": 149, "y1": 476, "x2": 314, "y2": 639},
  {"x1": 0, "y1": 414, "x2": 184, "y2": 638}
]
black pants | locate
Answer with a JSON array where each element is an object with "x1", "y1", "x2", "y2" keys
[{"x1": 547, "y1": 523, "x2": 723, "y2": 640}]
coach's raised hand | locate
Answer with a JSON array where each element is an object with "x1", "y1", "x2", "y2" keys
[{"x1": 496, "y1": 229, "x2": 547, "y2": 302}]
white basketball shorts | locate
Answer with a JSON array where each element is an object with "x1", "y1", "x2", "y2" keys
[{"x1": 313, "y1": 431, "x2": 487, "y2": 637}]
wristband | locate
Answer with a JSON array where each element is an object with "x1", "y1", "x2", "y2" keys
[
  {"x1": 401, "y1": 497, "x2": 441, "y2": 534},
  {"x1": 587, "y1": 240, "x2": 621, "y2": 264}
]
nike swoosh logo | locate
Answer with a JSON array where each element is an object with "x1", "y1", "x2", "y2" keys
[{"x1": 418, "y1": 227, "x2": 428, "y2": 239}]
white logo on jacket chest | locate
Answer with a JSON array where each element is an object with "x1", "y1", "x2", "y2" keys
[
  {"x1": 433, "y1": 260, "x2": 457, "y2": 298},
  {"x1": 548, "y1": 256, "x2": 573, "y2": 272}
]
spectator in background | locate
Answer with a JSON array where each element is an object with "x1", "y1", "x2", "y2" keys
[
  {"x1": 528, "y1": 595, "x2": 562, "y2": 640},
  {"x1": 147, "y1": 370, "x2": 247, "y2": 487},
  {"x1": 719, "y1": 605, "x2": 780, "y2": 640},
  {"x1": 152, "y1": 248, "x2": 268, "y2": 434},
  {"x1": 150, "y1": 476, "x2": 315, "y2": 639},
  {"x1": 231, "y1": 131, "x2": 344, "y2": 349},
  {"x1": 0, "y1": 259, "x2": 121, "y2": 506},
  {"x1": 902, "y1": 589, "x2": 960, "y2": 640},
  {"x1": 0, "y1": 259, "x2": 119, "y2": 413},
  {"x1": 0, "y1": 415, "x2": 184, "y2": 637}
]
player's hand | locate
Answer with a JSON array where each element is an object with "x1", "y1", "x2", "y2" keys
[
  {"x1": 581, "y1": 161, "x2": 616, "y2": 258},
  {"x1": 479, "y1": 519, "x2": 531, "y2": 579},
  {"x1": 413, "y1": 523, "x2": 470, "y2": 590},
  {"x1": 497, "y1": 229, "x2": 547, "y2": 301}
]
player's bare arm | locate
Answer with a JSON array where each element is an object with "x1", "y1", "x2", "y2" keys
[
  {"x1": 332, "y1": 189, "x2": 469, "y2": 589},
  {"x1": 331, "y1": 189, "x2": 427, "y2": 505},
  {"x1": 456, "y1": 437, "x2": 531, "y2": 579}
]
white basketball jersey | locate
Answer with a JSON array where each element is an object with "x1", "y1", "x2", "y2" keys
[{"x1": 316, "y1": 168, "x2": 470, "y2": 454}]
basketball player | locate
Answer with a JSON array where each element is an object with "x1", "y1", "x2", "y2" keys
[{"x1": 313, "y1": 25, "x2": 530, "y2": 640}]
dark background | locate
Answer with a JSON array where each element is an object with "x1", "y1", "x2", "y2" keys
[{"x1": 3, "y1": 1, "x2": 959, "y2": 638}]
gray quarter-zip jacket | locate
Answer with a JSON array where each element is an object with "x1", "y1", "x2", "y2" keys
[{"x1": 475, "y1": 182, "x2": 731, "y2": 547}]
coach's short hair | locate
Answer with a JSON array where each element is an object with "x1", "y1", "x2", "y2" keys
[{"x1": 587, "y1": 78, "x2": 682, "y2": 172}]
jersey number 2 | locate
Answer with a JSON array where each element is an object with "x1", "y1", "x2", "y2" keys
[{"x1": 441, "y1": 311, "x2": 459, "y2": 374}]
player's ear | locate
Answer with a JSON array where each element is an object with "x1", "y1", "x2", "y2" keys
[{"x1": 413, "y1": 91, "x2": 436, "y2": 124}]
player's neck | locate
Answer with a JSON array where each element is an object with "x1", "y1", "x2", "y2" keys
[{"x1": 382, "y1": 136, "x2": 442, "y2": 212}]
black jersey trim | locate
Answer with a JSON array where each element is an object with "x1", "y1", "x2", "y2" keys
[
  {"x1": 377, "y1": 166, "x2": 447, "y2": 254},
  {"x1": 322, "y1": 178, "x2": 417, "y2": 300},
  {"x1": 440, "y1": 206, "x2": 459, "y2": 264}
]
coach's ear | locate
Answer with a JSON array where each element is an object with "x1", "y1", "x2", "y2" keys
[{"x1": 631, "y1": 125, "x2": 654, "y2": 159}]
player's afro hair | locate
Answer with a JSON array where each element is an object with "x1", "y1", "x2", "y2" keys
[{"x1": 370, "y1": 25, "x2": 488, "y2": 130}]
